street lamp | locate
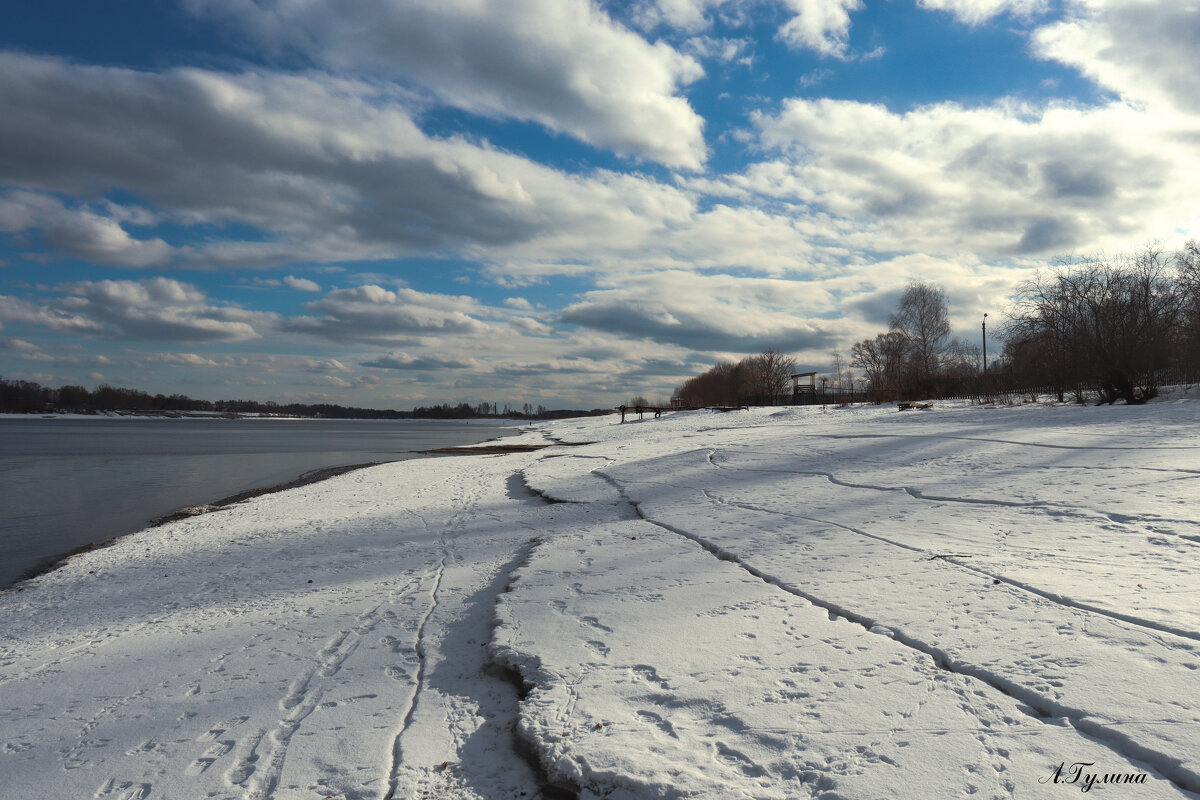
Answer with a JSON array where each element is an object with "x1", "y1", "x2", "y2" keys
[{"x1": 982, "y1": 313, "x2": 988, "y2": 374}]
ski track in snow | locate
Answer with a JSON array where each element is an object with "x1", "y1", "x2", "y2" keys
[
  {"x1": 4, "y1": 399, "x2": 1200, "y2": 799},
  {"x1": 0, "y1": 452, "x2": 559, "y2": 800}
]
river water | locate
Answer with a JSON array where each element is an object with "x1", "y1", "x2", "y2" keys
[{"x1": 0, "y1": 416, "x2": 520, "y2": 590}]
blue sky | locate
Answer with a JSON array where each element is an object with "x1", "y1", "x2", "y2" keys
[{"x1": 1, "y1": 0, "x2": 1197, "y2": 409}]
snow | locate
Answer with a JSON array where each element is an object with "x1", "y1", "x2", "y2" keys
[{"x1": 2, "y1": 394, "x2": 1199, "y2": 799}]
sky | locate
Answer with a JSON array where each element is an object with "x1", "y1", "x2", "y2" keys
[{"x1": 1, "y1": 0, "x2": 1197, "y2": 410}]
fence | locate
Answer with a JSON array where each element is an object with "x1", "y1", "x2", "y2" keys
[{"x1": 769, "y1": 366, "x2": 1199, "y2": 408}]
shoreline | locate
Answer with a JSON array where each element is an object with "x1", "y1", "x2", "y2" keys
[
  {"x1": 148, "y1": 460, "x2": 391, "y2": 526},
  {"x1": 7, "y1": 426, "x2": 531, "y2": 592},
  {"x1": 8, "y1": 460, "x2": 394, "y2": 590}
]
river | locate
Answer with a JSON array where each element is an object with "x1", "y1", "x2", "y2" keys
[{"x1": 0, "y1": 416, "x2": 520, "y2": 590}]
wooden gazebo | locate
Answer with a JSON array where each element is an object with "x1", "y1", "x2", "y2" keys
[{"x1": 790, "y1": 371, "x2": 817, "y2": 402}]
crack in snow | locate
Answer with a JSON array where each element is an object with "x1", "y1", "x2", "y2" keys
[
  {"x1": 814, "y1": 432, "x2": 1200, "y2": 452},
  {"x1": 698, "y1": 486, "x2": 1200, "y2": 646},
  {"x1": 707, "y1": 449, "x2": 1200, "y2": 547},
  {"x1": 595, "y1": 466, "x2": 1200, "y2": 796}
]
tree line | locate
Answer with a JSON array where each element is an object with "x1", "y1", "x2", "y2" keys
[
  {"x1": 1001, "y1": 243, "x2": 1200, "y2": 404},
  {"x1": 668, "y1": 242, "x2": 1200, "y2": 408},
  {"x1": 0, "y1": 378, "x2": 604, "y2": 419},
  {"x1": 672, "y1": 348, "x2": 797, "y2": 408},
  {"x1": 850, "y1": 243, "x2": 1200, "y2": 405}
]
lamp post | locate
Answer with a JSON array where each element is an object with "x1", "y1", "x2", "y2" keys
[{"x1": 982, "y1": 313, "x2": 988, "y2": 374}]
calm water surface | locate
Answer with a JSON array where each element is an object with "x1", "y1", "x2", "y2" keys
[{"x1": 0, "y1": 416, "x2": 519, "y2": 589}]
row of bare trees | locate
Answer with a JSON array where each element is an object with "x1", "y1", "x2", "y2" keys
[
  {"x1": 673, "y1": 348, "x2": 797, "y2": 407},
  {"x1": 665, "y1": 242, "x2": 1199, "y2": 410},
  {"x1": 1003, "y1": 243, "x2": 1200, "y2": 404}
]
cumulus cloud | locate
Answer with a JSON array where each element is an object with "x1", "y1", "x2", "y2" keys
[
  {"x1": 0, "y1": 336, "x2": 40, "y2": 352},
  {"x1": 511, "y1": 317, "x2": 554, "y2": 336},
  {"x1": 776, "y1": 0, "x2": 863, "y2": 58},
  {"x1": 302, "y1": 358, "x2": 348, "y2": 373},
  {"x1": 683, "y1": 35, "x2": 752, "y2": 63},
  {"x1": 283, "y1": 275, "x2": 321, "y2": 292},
  {"x1": 918, "y1": 0, "x2": 1048, "y2": 25},
  {"x1": 487, "y1": 199, "x2": 827, "y2": 284},
  {"x1": 143, "y1": 351, "x2": 349, "y2": 376},
  {"x1": 0, "y1": 53, "x2": 698, "y2": 269},
  {"x1": 560, "y1": 271, "x2": 839, "y2": 352},
  {"x1": 1033, "y1": 0, "x2": 1200, "y2": 114},
  {"x1": 149, "y1": 352, "x2": 222, "y2": 368},
  {"x1": 736, "y1": 96, "x2": 1196, "y2": 257},
  {"x1": 286, "y1": 285, "x2": 490, "y2": 343},
  {"x1": 187, "y1": 0, "x2": 707, "y2": 168},
  {"x1": 0, "y1": 295, "x2": 105, "y2": 333},
  {"x1": 0, "y1": 191, "x2": 171, "y2": 267},
  {"x1": 26, "y1": 278, "x2": 272, "y2": 342},
  {"x1": 632, "y1": 0, "x2": 709, "y2": 32},
  {"x1": 361, "y1": 352, "x2": 476, "y2": 371}
]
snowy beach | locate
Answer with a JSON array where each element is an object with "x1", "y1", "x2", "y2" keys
[{"x1": 2, "y1": 397, "x2": 1200, "y2": 800}]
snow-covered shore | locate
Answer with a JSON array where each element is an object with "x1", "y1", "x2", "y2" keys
[{"x1": 2, "y1": 396, "x2": 1199, "y2": 799}]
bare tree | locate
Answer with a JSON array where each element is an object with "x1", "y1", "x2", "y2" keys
[
  {"x1": 851, "y1": 331, "x2": 906, "y2": 402},
  {"x1": 675, "y1": 360, "x2": 747, "y2": 407},
  {"x1": 830, "y1": 350, "x2": 845, "y2": 391},
  {"x1": 830, "y1": 350, "x2": 856, "y2": 402},
  {"x1": 675, "y1": 349, "x2": 795, "y2": 407},
  {"x1": 745, "y1": 348, "x2": 797, "y2": 404},
  {"x1": 1006, "y1": 245, "x2": 1185, "y2": 403},
  {"x1": 889, "y1": 281, "x2": 952, "y2": 396},
  {"x1": 1178, "y1": 240, "x2": 1200, "y2": 376}
]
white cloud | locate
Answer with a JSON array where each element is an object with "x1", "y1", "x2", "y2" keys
[
  {"x1": 776, "y1": 0, "x2": 863, "y2": 59},
  {"x1": 301, "y1": 358, "x2": 348, "y2": 373},
  {"x1": 286, "y1": 285, "x2": 490, "y2": 343},
  {"x1": 512, "y1": 317, "x2": 555, "y2": 336},
  {"x1": 187, "y1": 0, "x2": 707, "y2": 168},
  {"x1": 142, "y1": 351, "x2": 349, "y2": 376},
  {"x1": 51, "y1": 278, "x2": 271, "y2": 342},
  {"x1": 361, "y1": 351, "x2": 477, "y2": 371},
  {"x1": 0, "y1": 295, "x2": 105, "y2": 333},
  {"x1": 1033, "y1": 0, "x2": 1200, "y2": 114},
  {"x1": 738, "y1": 96, "x2": 1199, "y2": 257},
  {"x1": 684, "y1": 35, "x2": 752, "y2": 63},
  {"x1": 918, "y1": 0, "x2": 1048, "y2": 25},
  {"x1": 0, "y1": 336, "x2": 40, "y2": 352},
  {"x1": 283, "y1": 275, "x2": 321, "y2": 292},
  {"x1": 149, "y1": 352, "x2": 222, "y2": 368},
  {"x1": 0, "y1": 191, "x2": 171, "y2": 268},
  {"x1": 0, "y1": 53, "x2": 699, "y2": 270},
  {"x1": 560, "y1": 271, "x2": 840, "y2": 352}
]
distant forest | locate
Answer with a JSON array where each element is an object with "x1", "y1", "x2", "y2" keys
[{"x1": 0, "y1": 378, "x2": 608, "y2": 421}]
